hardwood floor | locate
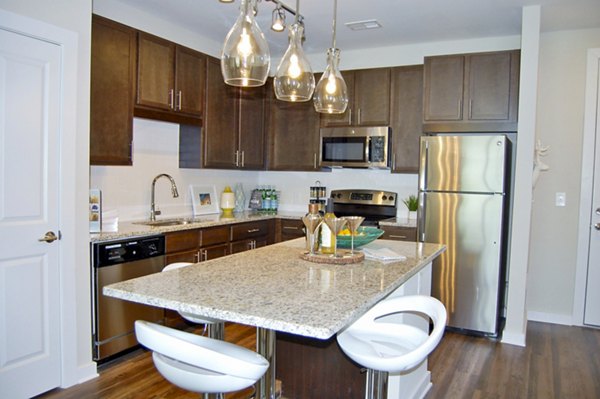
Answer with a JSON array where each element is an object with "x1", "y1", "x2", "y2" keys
[{"x1": 38, "y1": 321, "x2": 600, "y2": 399}]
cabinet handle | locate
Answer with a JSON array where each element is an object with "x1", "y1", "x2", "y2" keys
[
  {"x1": 201, "y1": 249, "x2": 208, "y2": 262},
  {"x1": 241, "y1": 151, "x2": 245, "y2": 168},
  {"x1": 176, "y1": 90, "x2": 182, "y2": 111},
  {"x1": 313, "y1": 153, "x2": 317, "y2": 169},
  {"x1": 357, "y1": 108, "x2": 362, "y2": 125},
  {"x1": 468, "y1": 99, "x2": 472, "y2": 119},
  {"x1": 194, "y1": 251, "x2": 201, "y2": 263},
  {"x1": 234, "y1": 150, "x2": 239, "y2": 167},
  {"x1": 168, "y1": 89, "x2": 174, "y2": 109},
  {"x1": 392, "y1": 153, "x2": 396, "y2": 170},
  {"x1": 389, "y1": 235, "x2": 407, "y2": 239},
  {"x1": 247, "y1": 228, "x2": 260, "y2": 233},
  {"x1": 458, "y1": 99, "x2": 462, "y2": 118},
  {"x1": 283, "y1": 226, "x2": 299, "y2": 230},
  {"x1": 348, "y1": 108, "x2": 352, "y2": 124}
]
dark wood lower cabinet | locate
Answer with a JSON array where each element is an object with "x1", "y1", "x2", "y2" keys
[{"x1": 276, "y1": 332, "x2": 364, "y2": 399}]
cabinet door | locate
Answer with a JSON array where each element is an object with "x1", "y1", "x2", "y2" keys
[
  {"x1": 200, "y1": 225, "x2": 229, "y2": 247},
  {"x1": 354, "y1": 68, "x2": 391, "y2": 126},
  {"x1": 90, "y1": 15, "x2": 136, "y2": 165},
  {"x1": 279, "y1": 219, "x2": 305, "y2": 241},
  {"x1": 201, "y1": 243, "x2": 229, "y2": 261},
  {"x1": 203, "y1": 57, "x2": 238, "y2": 168},
  {"x1": 266, "y1": 79, "x2": 321, "y2": 171},
  {"x1": 175, "y1": 46, "x2": 206, "y2": 116},
  {"x1": 319, "y1": 71, "x2": 355, "y2": 127},
  {"x1": 466, "y1": 51, "x2": 517, "y2": 122},
  {"x1": 165, "y1": 250, "x2": 199, "y2": 265},
  {"x1": 137, "y1": 32, "x2": 176, "y2": 111},
  {"x1": 390, "y1": 65, "x2": 423, "y2": 174},
  {"x1": 423, "y1": 55, "x2": 464, "y2": 121},
  {"x1": 238, "y1": 85, "x2": 266, "y2": 169},
  {"x1": 165, "y1": 229, "x2": 200, "y2": 254}
]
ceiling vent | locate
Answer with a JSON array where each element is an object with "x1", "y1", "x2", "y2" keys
[{"x1": 344, "y1": 19, "x2": 382, "y2": 31}]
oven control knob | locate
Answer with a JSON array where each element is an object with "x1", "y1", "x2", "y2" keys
[
  {"x1": 388, "y1": 195, "x2": 394, "y2": 201},
  {"x1": 382, "y1": 195, "x2": 387, "y2": 201},
  {"x1": 336, "y1": 193, "x2": 342, "y2": 199}
]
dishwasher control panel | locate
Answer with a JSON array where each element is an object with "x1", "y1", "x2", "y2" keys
[{"x1": 93, "y1": 235, "x2": 165, "y2": 268}]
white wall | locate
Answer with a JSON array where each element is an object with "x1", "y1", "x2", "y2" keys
[
  {"x1": 527, "y1": 27, "x2": 600, "y2": 325},
  {"x1": 0, "y1": 0, "x2": 93, "y2": 387}
]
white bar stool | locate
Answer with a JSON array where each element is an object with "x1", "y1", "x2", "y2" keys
[
  {"x1": 135, "y1": 321, "x2": 269, "y2": 395},
  {"x1": 163, "y1": 262, "x2": 225, "y2": 340},
  {"x1": 337, "y1": 295, "x2": 447, "y2": 399}
]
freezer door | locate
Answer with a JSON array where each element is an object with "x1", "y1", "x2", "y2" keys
[
  {"x1": 419, "y1": 135, "x2": 507, "y2": 193},
  {"x1": 421, "y1": 191, "x2": 504, "y2": 334}
]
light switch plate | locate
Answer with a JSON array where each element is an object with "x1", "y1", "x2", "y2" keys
[{"x1": 556, "y1": 192, "x2": 566, "y2": 207}]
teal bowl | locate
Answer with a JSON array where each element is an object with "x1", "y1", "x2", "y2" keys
[{"x1": 336, "y1": 227, "x2": 384, "y2": 249}]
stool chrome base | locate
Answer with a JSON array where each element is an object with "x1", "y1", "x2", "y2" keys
[{"x1": 366, "y1": 369, "x2": 389, "y2": 399}]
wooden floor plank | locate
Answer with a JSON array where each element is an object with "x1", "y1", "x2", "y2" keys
[{"x1": 37, "y1": 322, "x2": 600, "y2": 399}]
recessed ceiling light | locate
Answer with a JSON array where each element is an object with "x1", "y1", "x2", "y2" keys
[{"x1": 344, "y1": 19, "x2": 382, "y2": 31}]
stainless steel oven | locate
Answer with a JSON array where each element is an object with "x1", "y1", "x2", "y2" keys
[
  {"x1": 91, "y1": 235, "x2": 165, "y2": 362},
  {"x1": 320, "y1": 126, "x2": 390, "y2": 168}
]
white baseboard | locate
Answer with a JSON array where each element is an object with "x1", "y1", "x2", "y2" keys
[
  {"x1": 501, "y1": 331, "x2": 526, "y2": 347},
  {"x1": 527, "y1": 311, "x2": 573, "y2": 326},
  {"x1": 76, "y1": 362, "x2": 98, "y2": 385}
]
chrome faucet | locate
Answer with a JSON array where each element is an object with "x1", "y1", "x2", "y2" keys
[{"x1": 150, "y1": 174, "x2": 179, "y2": 221}]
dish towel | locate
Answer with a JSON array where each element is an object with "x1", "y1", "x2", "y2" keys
[{"x1": 362, "y1": 244, "x2": 407, "y2": 262}]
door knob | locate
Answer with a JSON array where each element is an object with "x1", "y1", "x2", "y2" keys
[
  {"x1": 595, "y1": 223, "x2": 600, "y2": 231},
  {"x1": 596, "y1": 208, "x2": 600, "y2": 215},
  {"x1": 38, "y1": 231, "x2": 59, "y2": 243}
]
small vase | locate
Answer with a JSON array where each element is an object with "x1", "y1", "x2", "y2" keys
[
  {"x1": 408, "y1": 211, "x2": 418, "y2": 220},
  {"x1": 234, "y1": 183, "x2": 246, "y2": 213}
]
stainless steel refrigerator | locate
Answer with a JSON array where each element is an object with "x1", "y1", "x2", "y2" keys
[{"x1": 418, "y1": 135, "x2": 511, "y2": 336}]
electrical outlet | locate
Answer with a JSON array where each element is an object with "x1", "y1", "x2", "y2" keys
[{"x1": 556, "y1": 192, "x2": 566, "y2": 207}]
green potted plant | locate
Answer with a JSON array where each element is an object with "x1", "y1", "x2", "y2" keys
[{"x1": 403, "y1": 195, "x2": 418, "y2": 220}]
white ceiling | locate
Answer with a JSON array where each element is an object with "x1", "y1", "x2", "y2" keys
[{"x1": 114, "y1": 0, "x2": 600, "y2": 55}]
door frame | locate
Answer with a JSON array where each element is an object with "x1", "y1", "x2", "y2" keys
[
  {"x1": 574, "y1": 48, "x2": 600, "y2": 326},
  {"x1": 0, "y1": 9, "x2": 82, "y2": 388}
]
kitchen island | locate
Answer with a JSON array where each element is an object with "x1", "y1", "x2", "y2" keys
[{"x1": 104, "y1": 238, "x2": 445, "y2": 399}]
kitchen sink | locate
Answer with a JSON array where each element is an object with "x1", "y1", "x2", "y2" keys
[{"x1": 134, "y1": 218, "x2": 201, "y2": 227}]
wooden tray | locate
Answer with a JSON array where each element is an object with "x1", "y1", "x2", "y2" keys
[{"x1": 300, "y1": 251, "x2": 365, "y2": 264}]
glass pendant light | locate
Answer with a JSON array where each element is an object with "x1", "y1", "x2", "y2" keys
[
  {"x1": 313, "y1": 0, "x2": 348, "y2": 114},
  {"x1": 271, "y1": 4, "x2": 285, "y2": 32},
  {"x1": 221, "y1": 0, "x2": 270, "y2": 87},
  {"x1": 274, "y1": 0, "x2": 315, "y2": 102}
]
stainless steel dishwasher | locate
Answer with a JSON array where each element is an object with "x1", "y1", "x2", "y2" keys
[{"x1": 91, "y1": 234, "x2": 165, "y2": 362}]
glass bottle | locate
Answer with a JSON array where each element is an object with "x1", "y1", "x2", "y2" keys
[{"x1": 320, "y1": 199, "x2": 336, "y2": 255}]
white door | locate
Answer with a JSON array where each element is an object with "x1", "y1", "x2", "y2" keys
[
  {"x1": 584, "y1": 56, "x2": 600, "y2": 327},
  {"x1": 0, "y1": 27, "x2": 62, "y2": 397}
]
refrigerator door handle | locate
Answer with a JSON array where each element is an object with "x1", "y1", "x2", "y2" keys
[
  {"x1": 418, "y1": 192, "x2": 426, "y2": 242},
  {"x1": 418, "y1": 139, "x2": 429, "y2": 191}
]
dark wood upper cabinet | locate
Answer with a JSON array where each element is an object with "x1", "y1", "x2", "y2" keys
[
  {"x1": 202, "y1": 57, "x2": 265, "y2": 170},
  {"x1": 90, "y1": 15, "x2": 136, "y2": 166},
  {"x1": 266, "y1": 78, "x2": 322, "y2": 171},
  {"x1": 389, "y1": 65, "x2": 424, "y2": 174},
  {"x1": 320, "y1": 68, "x2": 390, "y2": 127},
  {"x1": 423, "y1": 50, "x2": 520, "y2": 132},
  {"x1": 136, "y1": 32, "x2": 206, "y2": 120}
]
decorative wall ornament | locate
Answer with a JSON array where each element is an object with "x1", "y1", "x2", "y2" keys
[{"x1": 532, "y1": 139, "x2": 550, "y2": 188}]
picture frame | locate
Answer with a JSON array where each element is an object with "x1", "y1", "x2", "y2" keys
[{"x1": 190, "y1": 185, "x2": 220, "y2": 215}]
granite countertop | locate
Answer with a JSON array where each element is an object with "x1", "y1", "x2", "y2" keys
[
  {"x1": 90, "y1": 211, "x2": 306, "y2": 242},
  {"x1": 378, "y1": 217, "x2": 418, "y2": 228},
  {"x1": 104, "y1": 239, "x2": 445, "y2": 339}
]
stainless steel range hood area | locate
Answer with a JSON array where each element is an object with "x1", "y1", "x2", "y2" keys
[{"x1": 319, "y1": 126, "x2": 391, "y2": 169}]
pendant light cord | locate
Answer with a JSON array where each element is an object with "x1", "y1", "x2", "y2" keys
[{"x1": 331, "y1": 0, "x2": 337, "y2": 48}]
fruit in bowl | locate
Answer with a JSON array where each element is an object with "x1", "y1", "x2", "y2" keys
[{"x1": 336, "y1": 226, "x2": 384, "y2": 248}]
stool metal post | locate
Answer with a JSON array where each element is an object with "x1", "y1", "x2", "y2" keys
[
  {"x1": 366, "y1": 369, "x2": 388, "y2": 399},
  {"x1": 255, "y1": 327, "x2": 276, "y2": 399},
  {"x1": 207, "y1": 321, "x2": 225, "y2": 340}
]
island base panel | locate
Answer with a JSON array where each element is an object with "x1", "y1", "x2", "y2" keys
[{"x1": 275, "y1": 332, "x2": 365, "y2": 399}]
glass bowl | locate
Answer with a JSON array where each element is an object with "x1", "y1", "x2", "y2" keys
[{"x1": 336, "y1": 226, "x2": 384, "y2": 248}]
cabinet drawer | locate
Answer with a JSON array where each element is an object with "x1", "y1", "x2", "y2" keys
[
  {"x1": 280, "y1": 219, "x2": 304, "y2": 241},
  {"x1": 231, "y1": 220, "x2": 270, "y2": 241},
  {"x1": 200, "y1": 226, "x2": 229, "y2": 247},
  {"x1": 200, "y1": 243, "x2": 229, "y2": 261},
  {"x1": 230, "y1": 238, "x2": 267, "y2": 254},
  {"x1": 165, "y1": 250, "x2": 199, "y2": 265},
  {"x1": 165, "y1": 229, "x2": 200, "y2": 253},
  {"x1": 380, "y1": 226, "x2": 417, "y2": 241}
]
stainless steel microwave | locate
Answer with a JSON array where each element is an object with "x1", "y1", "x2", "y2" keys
[{"x1": 319, "y1": 126, "x2": 390, "y2": 168}]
